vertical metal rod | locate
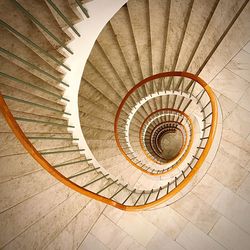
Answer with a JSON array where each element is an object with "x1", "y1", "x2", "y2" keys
[
  {"x1": 202, "y1": 112, "x2": 212, "y2": 121},
  {"x1": 189, "y1": 82, "x2": 196, "y2": 98},
  {"x1": 75, "y1": 0, "x2": 90, "y2": 18},
  {"x1": 193, "y1": 155, "x2": 199, "y2": 160},
  {"x1": 181, "y1": 80, "x2": 184, "y2": 95},
  {"x1": 0, "y1": 48, "x2": 68, "y2": 86},
  {"x1": 188, "y1": 163, "x2": 193, "y2": 170},
  {"x1": 0, "y1": 20, "x2": 71, "y2": 71},
  {"x1": 12, "y1": 0, "x2": 73, "y2": 54},
  {"x1": 97, "y1": 179, "x2": 118, "y2": 194},
  {"x1": 182, "y1": 170, "x2": 185, "y2": 178},
  {"x1": 82, "y1": 174, "x2": 109, "y2": 188},
  {"x1": 144, "y1": 189, "x2": 153, "y2": 204},
  {"x1": 166, "y1": 182, "x2": 170, "y2": 194},
  {"x1": 122, "y1": 189, "x2": 136, "y2": 205},
  {"x1": 200, "y1": 136, "x2": 209, "y2": 140},
  {"x1": 46, "y1": 0, "x2": 81, "y2": 36},
  {"x1": 175, "y1": 177, "x2": 178, "y2": 187},
  {"x1": 196, "y1": 90, "x2": 205, "y2": 104},
  {"x1": 110, "y1": 184, "x2": 128, "y2": 199},
  {"x1": 172, "y1": 95, "x2": 177, "y2": 109},
  {"x1": 177, "y1": 97, "x2": 185, "y2": 110},
  {"x1": 40, "y1": 148, "x2": 84, "y2": 155},
  {"x1": 68, "y1": 167, "x2": 99, "y2": 179},
  {"x1": 202, "y1": 124, "x2": 212, "y2": 131},
  {"x1": 54, "y1": 159, "x2": 91, "y2": 168},
  {"x1": 201, "y1": 101, "x2": 210, "y2": 112},
  {"x1": 134, "y1": 191, "x2": 145, "y2": 206},
  {"x1": 182, "y1": 99, "x2": 192, "y2": 112},
  {"x1": 155, "y1": 187, "x2": 162, "y2": 201}
]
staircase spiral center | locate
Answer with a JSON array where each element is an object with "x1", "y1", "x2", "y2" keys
[{"x1": 160, "y1": 129, "x2": 183, "y2": 161}]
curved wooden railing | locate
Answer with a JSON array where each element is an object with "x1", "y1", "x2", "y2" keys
[
  {"x1": 114, "y1": 72, "x2": 218, "y2": 177},
  {"x1": 0, "y1": 93, "x2": 125, "y2": 210},
  {"x1": 0, "y1": 71, "x2": 217, "y2": 211}
]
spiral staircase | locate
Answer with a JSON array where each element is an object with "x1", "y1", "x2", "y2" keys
[{"x1": 0, "y1": 0, "x2": 250, "y2": 249}]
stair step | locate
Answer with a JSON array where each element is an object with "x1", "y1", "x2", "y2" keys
[
  {"x1": 45, "y1": 0, "x2": 80, "y2": 32},
  {"x1": 0, "y1": 57, "x2": 65, "y2": 101},
  {"x1": 0, "y1": 31, "x2": 65, "y2": 87},
  {"x1": 82, "y1": 61, "x2": 123, "y2": 106},
  {"x1": 0, "y1": 168, "x2": 57, "y2": 213},
  {"x1": 16, "y1": 0, "x2": 71, "y2": 52},
  {"x1": 0, "y1": 83, "x2": 64, "y2": 112},
  {"x1": 45, "y1": 199, "x2": 105, "y2": 250},
  {"x1": 79, "y1": 79, "x2": 118, "y2": 114},
  {"x1": 0, "y1": 0, "x2": 66, "y2": 61},
  {"x1": 97, "y1": 23, "x2": 136, "y2": 94},
  {"x1": 187, "y1": 0, "x2": 244, "y2": 74},
  {"x1": 88, "y1": 41, "x2": 128, "y2": 98},
  {"x1": 4, "y1": 191, "x2": 90, "y2": 249}
]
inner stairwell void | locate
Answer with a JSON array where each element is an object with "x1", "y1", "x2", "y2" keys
[{"x1": 0, "y1": 0, "x2": 250, "y2": 249}]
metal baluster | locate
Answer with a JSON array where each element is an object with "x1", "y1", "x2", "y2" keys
[
  {"x1": 110, "y1": 184, "x2": 128, "y2": 199},
  {"x1": 46, "y1": 0, "x2": 81, "y2": 37},
  {"x1": 166, "y1": 182, "x2": 170, "y2": 194},
  {"x1": 155, "y1": 187, "x2": 162, "y2": 201},
  {"x1": 11, "y1": 0, "x2": 73, "y2": 54},
  {"x1": 82, "y1": 174, "x2": 109, "y2": 188},
  {"x1": 134, "y1": 191, "x2": 145, "y2": 206},
  {"x1": 144, "y1": 189, "x2": 153, "y2": 204},
  {"x1": 68, "y1": 167, "x2": 100, "y2": 179},
  {"x1": 97, "y1": 179, "x2": 118, "y2": 194},
  {"x1": 41, "y1": 148, "x2": 84, "y2": 155},
  {"x1": 196, "y1": 90, "x2": 205, "y2": 104},
  {"x1": 202, "y1": 112, "x2": 212, "y2": 121},
  {"x1": 54, "y1": 159, "x2": 91, "y2": 168},
  {"x1": 202, "y1": 124, "x2": 212, "y2": 131},
  {"x1": 75, "y1": 0, "x2": 90, "y2": 18},
  {"x1": 200, "y1": 101, "x2": 210, "y2": 112},
  {"x1": 122, "y1": 189, "x2": 136, "y2": 205}
]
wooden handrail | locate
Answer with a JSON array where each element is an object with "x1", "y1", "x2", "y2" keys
[
  {"x1": 114, "y1": 72, "x2": 217, "y2": 179},
  {"x1": 118, "y1": 72, "x2": 218, "y2": 210},
  {"x1": 1, "y1": 71, "x2": 217, "y2": 211},
  {"x1": 0, "y1": 93, "x2": 124, "y2": 210},
  {"x1": 114, "y1": 106, "x2": 194, "y2": 176}
]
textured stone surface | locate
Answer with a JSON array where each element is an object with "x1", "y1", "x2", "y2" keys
[{"x1": 1, "y1": 0, "x2": 250, "y2": 249}]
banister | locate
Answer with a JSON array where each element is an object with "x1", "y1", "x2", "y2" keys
[
  {"x1": 0, "y1": 92, "x2": 124, "y2": 210},
  {"x1": 115, "y1": 107, "x2": 194, "y2": 176},
  {"x1": 0, "y1": 70, "x2": 218, "y2": 211},
  {"x1": 114, "y1": 72, "x2": 217, "y2": 179}
]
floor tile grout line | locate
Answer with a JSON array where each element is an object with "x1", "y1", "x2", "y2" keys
[
  {"x1": 207, "y1": 40, "x2": 250, "y2": 86},
  {"x1": 225, "y1": 67, "x2": 250, "y2": 84},
  {"x1": 76, "y1": 204, "x2": 108, "y2": 250},
  {"x1": 44, "y1": 198, "x2": 94, "y2": 250},
  {"x1": 208, "y1": 214, "x2": 250, "y2": 247},
  {"x1": 209, "y1": 186, "x2": 250, "y2": 236},
  {"x1": 1, "y1": 191, "x2": 78, "y2": 249}
]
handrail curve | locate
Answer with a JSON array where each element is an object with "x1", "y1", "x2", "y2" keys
[
  {"x1": 114, "y1": 72, "x2": 217, "y2": 177},
  {"x1": 0, "y1": 70, "x2": 217, "y2": 211}
]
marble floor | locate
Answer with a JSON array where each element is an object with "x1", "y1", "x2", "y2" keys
[{"x1": 78, "y1": 41, "x2": 250, "y2": 250}]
